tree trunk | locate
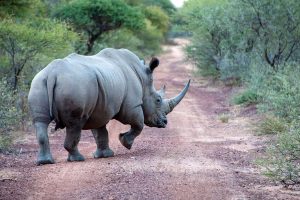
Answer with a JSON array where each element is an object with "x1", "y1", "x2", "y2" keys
[{"x1": 85, "y1": 32, "x2": 101, "y2": 55}]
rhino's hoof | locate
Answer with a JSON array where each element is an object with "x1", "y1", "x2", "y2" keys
[
  {"x1": 119, "y1": 133, "x2": 133, "y2": 150},
  {"x1": 93, "y1": 148, "x2": 114, "y2": 158},
  {"x1": 67, "y1": 153, "x2": 85, "y2": 162},
  {"x1": 37, "y1": 155, "x2": 55, "y2": 165}
]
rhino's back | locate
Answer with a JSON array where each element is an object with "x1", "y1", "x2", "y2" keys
[{"x1": 50, "y1": 51, "x2": 133, "y2": 129}]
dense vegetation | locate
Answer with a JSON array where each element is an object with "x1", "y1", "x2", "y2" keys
[
  {"x1": 179, "y1": 0, "x2": 300, "y2": 186},
  {"x1": 0, "y1": 0, "x2": 174, "y2": 152}
]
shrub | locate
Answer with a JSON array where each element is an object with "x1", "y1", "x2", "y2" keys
[
  {"x1": 144, "y1": 6, "x2": 170, "y2": 36},
  {"x1": 259, "y1": 122, "x2": 300, "y2": 186},
  {"x1": 256, "y1": 64, "x2": 300, "y2": 122},
  {"x1": 259, "y1": 115, "x2": 286, "y2": 135},
  {"x1": 0, "y1": 79, "x2": 23, "y2": 152},
  {"x1": 218, "y1": 113, "x2": 229, "y2": 123},
  {"x1": 180, "y1": 0, "x2": 300, "y2": 186},
  {"x1": 0, "y1": 18, "x2": 78, "y2": 89},
  {"x1": 233, "y1": 90, "x2": 259, "y2": 106}
]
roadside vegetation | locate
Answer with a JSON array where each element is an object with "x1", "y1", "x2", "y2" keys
[
  {"x1": 0, "y1": 0, "x2": 174, "y2": 152},
  {"x1": 178, "y1": 0, "x2": 300, "y2": 187}
]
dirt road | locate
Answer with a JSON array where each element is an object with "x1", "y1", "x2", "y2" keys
[{"x1": 1, "y1": 39, "x2": 299, "y2": 200}]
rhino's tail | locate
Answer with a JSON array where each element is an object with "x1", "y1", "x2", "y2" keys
[
  {"x1": 47, "y1": 75, "x2": 56, "y2": 120},
  {"x1": 47, "y1": 74, "x2": 65, "y2": 130}
]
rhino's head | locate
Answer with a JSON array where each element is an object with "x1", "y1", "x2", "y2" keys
[{"x1": 142, "y1": 57, "x2": 190, "y2": 128}]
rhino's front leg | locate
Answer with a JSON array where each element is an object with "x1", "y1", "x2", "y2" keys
[
  {"x1": 92, "y1": 126, "x2": 114, "y2": 158},
  {"x1": 35, "y1": 122, "x2": 55, "y2": 165},
  {"x1": 119, "y1": 106, "x2": 144, "y2": 150},
  {"x1": 64, "y1": 127, "x2": 85, "y2": 162}
]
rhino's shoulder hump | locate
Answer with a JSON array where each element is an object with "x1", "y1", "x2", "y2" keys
[{"x1": 95, "y1": 48, "x2": 123, "y2": 60}]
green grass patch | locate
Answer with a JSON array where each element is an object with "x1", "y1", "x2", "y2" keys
[
  {"x1": 233, "y1": 90, "x2": 259, "y2": 105},
  {"x1": 258, "y1": 115, "x2": 286, "y2": 135},
  {"x1": 0, "y1": 134, "x2": 13, "y2": 153},
  {"x1": 218, "y1": 113, "x2": 229, "y2": 123},
  {"x1": 257, "y1": 122, "x2": 300, "y2": 186}
]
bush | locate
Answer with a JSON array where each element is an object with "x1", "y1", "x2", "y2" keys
[
  {"x1": 0, "y1": 18, "x2": 78, "y2": 89},
  {"x1": 0, "y1": 79, "x2": 23, "y2": 152},
  {"x1": 259, "y1": 122, "x2": 300, "y2": 186},
  {"x1": 259, "y1": 115, "x2": 286, "y2": 135},
  {"x1": 92, "y1": 28, "x2": 144, "y2": 56},
  {"x1": 180, "y1": 0, "x2": 300, "y2": 81},
  {"x1": 180, "y1": 0, "x2": 300, "y2": 186},
  {"x1": 233, "y1": 89, "x2": 259, "y2": 105},
  {"x1": 255, "y1": 64, "x2": 300, "y2": 122}
]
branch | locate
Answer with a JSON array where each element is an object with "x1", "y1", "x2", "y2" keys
[
  {"x1": 285, "y1": 41, "x2": 298, "y2": 62},
  {"x1": 264, "y1": 48, "x2": 275, "y2": 68}
]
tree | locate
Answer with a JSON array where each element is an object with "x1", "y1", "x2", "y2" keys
[
  {"x1": 0, "y1": 0, "x2": 44, "y2": 18},
  {"x1": 0, "y1": 18, "x2": 78, "y2": 89},
  {"x1": 231, "y1": 0, "x2": 300, "y2": 69},
  {"x1": 144, "y1": 6, "x2": 170, "y2": 35},
  {"x1": 54, "y1": 0, "x2": 145, "y2": 55},
  {"x1": 141, "y1": 0, "x2": 176, "y2": 15}
]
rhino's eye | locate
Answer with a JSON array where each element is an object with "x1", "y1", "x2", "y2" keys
[{"x1": 156, "y1": 98, "x2": 161, "y2": 104}]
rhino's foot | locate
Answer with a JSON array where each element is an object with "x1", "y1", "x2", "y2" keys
[
  {"x1": 67, "y1": 152, "x2": 85, "y2": 162},
  {"x1": 119, "y1": 133, "x2": 133, "y2": 150},
  {"x1": 93, "y1": 148, "x2": 114, "y2": 158},
  {"x1": 37, "y1": 154, "x2": 55, "y2": 165}
]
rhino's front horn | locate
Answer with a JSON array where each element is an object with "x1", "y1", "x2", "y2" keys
[{"x1": 165, "y1": 80, "x2": 191, "y2": 114}]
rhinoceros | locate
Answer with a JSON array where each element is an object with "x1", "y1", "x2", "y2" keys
[{"x1": 28, "y1": 48, "x2": 190, "y2": 165}]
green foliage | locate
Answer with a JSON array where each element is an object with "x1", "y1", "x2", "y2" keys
[
  {"x1": 136, "y1": 20, "x2": 163, "y2": 56},
  {"x1": 181, "y1": 0, "x2": 300, "y2": 186},
  {"x1": 144, "y1": 6, "x2": 170, "y2": 35},
  {"x1": 253, "y1": 64, "x2": 300, "y2": 122},
  {"x1": 0, "y1": 18, "x2": 78, "y2": 89},
  {"x1": 258, "y1": 122, "x2": 300, "y2": 186},
  {"x1": 0, "y1": 0, "x2": 43, "y2": 18},
  {"x1": 53, "y1": 0, "x2": 145, "y2": 54},
  {"x1": 218, "y1": 113, "x2": 229, "y2": 123},
  {"x1": 259, "y1": 115, "x2": 286, "y2": 135},
  {"x1": 179, "y1": 1, "x2": 230, "y2": 78},
  {"x1": 180, "y1": 0, "x2": 300, "y2": 80},
  {"x1": 140, "y1": 0, "x2": 176, "y2": 15},
  {"x1": 96, "y1": 23, "x2": 162, "y2": 58},
  {"x1": 93, "y1": 28, "x2": 143, "y2": 56},
  {"x1": 0, "y1": 79, "x2": 22, "y2": 152},
  {"x1": 233, "y1": 90, "x2": 259, "y2": 106}
]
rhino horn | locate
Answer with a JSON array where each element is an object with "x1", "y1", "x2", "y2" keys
[
  {"x1": 165, "y1": 80, "x2": 191, "y2": 114},
  {"x1": 158, "y1": 85, "x2": 166, "y2": 98}
]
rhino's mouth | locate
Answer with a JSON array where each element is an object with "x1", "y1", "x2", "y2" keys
[
  {"x1": 156, "y1": 118, "x2": 167, "y2": 128},
  {"x1": 145, "y1": 114, "x2": 167, "y2": 128}
]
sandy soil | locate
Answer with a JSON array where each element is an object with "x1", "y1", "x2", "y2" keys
[{"x1": 1, "y1": 39, "x2": 300, "y2": 200}]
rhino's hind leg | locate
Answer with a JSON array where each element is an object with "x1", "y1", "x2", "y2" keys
[
  {"x1": 64, "y1": 127, "x2": 85, "y2": 162},
  {"x1": 92, "y1": 126, "x2": 114, "y2": 158},
  {"x1": 35, "y1": 122, "x2": 55, "y2": 165}
]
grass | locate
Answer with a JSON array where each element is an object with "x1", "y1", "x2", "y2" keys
[
  {"x1": 233, "y1": 89, "x2": 259, "y2": 106},
  {"x1": 258, "y1": 115, "x2": 286, "y2": 135},
  {"x1": 218, "y1": 113, "x2": 229, "y2": 123},
  {"x1": 0, "y1": 134, "x2": 13, "y2": 153}
]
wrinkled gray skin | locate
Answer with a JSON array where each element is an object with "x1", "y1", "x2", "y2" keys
[{"x1": 28, "y1": 48, "x2": 190, "y2": 165}]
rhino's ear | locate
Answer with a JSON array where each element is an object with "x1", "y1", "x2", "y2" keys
[{"x1": 149, "y1": 57, "x2": 159, "y2": 72}]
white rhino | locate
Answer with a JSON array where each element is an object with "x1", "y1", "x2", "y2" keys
[{"x1": 28, "y1": 48, "x2": 190, "y2": 165}]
